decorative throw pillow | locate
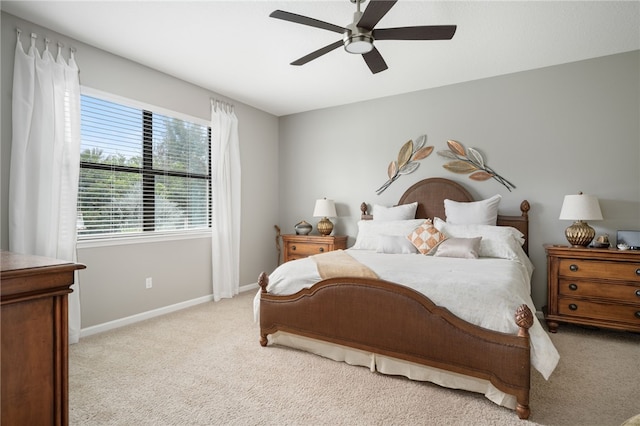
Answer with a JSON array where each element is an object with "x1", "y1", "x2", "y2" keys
[
  {"x1": 376, "y1": 235, "x2": 419, "y2": 254},
  {"x1": 407, "y1": 219, "x2": 447, "y2": 255},
  {"x1": 373, "y1": 202, "x2": 418, "y2": 221},
  {"x1": 433, "y1": 217, "x2": 526, "y2": 259},
  {"x1": 444, "y1": 194, "x2": 502, "y2": 225},
  {"x1": 433, "y1": 237, "x2": 482, "y2": 259}
]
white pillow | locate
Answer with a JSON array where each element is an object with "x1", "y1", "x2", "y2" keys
[
  {"x1": 434, "y1": 217, "x2": 525, "y2": 259},
  {"x1": 373, "y1": 202, "x2": 418, "y2": 221},
  {"x1": 433, "y1": 237, "x2": 482, "y2": 259},
  {"x1": 352, "y1": 219, "x2": 425, "y2": 250},
  {"x1": 444, "y1": 194, "x2": 501, "y2": 225},
  {"x1": 376, "y1": 235, "x2": 419, "y2": 254}
]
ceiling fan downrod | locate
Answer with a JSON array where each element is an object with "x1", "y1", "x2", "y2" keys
[{"x1": 344, "y1": 0, "x2": 374, "y2": 54}]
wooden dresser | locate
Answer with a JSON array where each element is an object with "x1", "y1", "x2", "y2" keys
[
  {"x1": 544, "y1": 244, "x2": 640, "y2": 333},
  {"x1": 282, "y1": 234, "x2": 348, "y2": 262},
  {"x1": 1, "y1": 251, "x2": 85, "y2": 426}
]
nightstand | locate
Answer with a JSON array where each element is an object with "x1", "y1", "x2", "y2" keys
[
  {"x1": 282, "y1": 234, "x2": 348, "y2": 263},
  {"x1": 544, "y1": 244, "x2": 640, "y2": 333}
]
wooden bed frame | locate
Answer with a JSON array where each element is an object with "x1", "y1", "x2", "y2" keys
[{"x1": 258, "y1": 178, "x2": 535, "y2": 419}]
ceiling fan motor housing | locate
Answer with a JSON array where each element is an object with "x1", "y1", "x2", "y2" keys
[{"x1": 343, "y1": 9, "x2": 374, "y2": 54}]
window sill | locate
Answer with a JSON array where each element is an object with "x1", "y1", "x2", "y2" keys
[{"x1": 77, "y1": 230, "x2": 211, "y2": 249}]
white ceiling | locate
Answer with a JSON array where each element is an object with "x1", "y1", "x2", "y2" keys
[{"x1": 3, "y1": 1, "x2": 639, "y2": 116}]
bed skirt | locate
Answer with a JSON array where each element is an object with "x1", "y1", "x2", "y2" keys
[{"x1": 268, "y1": 331, "x2": 517, "y2": 409}]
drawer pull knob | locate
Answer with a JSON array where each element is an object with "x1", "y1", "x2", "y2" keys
[
  {"x1": 636, "y1": 311, "x2": 640, "y2": 319},
  {"x1": 636, "y1": 289, "x2": 640, "y2": 298},
  {"x1": 569, "y1": 303, "x2": 578, "y2": 311},
  {"x1": 569, "y1": 283, "x2": 578, "y2": 291},
  {"x1": 569, "y1": 264, "x2": 578, "y2": 272},
  {"x1": 291, "y1": 245, "x2": 296, "y2": 251},
  {"x1": 319, "y1": 247, "x2": 325, "y2": 253},
  {"x1": 636, "y1": 269, "x2": 640, "y2": 276}
]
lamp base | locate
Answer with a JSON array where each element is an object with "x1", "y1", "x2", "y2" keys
[
  {"x1": 317, "y1": 217, "x2": 334, "y2": 236},
  {"x1": 565, "y1": 220, "x2": 595, "y2": 247}
]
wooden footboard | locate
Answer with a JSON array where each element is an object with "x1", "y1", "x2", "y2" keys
[{"x1": 258, "y1": 272, "x2": 534, "y2": 420}]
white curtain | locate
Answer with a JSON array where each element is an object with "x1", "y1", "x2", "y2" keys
[
  {"x1": 210, "y1": 100, "x2": 241, "y2": 301},
  {"x1": 9, "y1": 31, "x2": 82, "y2": 343}
]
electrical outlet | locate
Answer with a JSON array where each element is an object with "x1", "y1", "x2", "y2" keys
[{"x1": 145, "y1": 277, "x2": 152, "y2": 289}]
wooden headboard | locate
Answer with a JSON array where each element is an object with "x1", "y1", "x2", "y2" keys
[{"x1": 361, "y1": 178, "x2": 530, "y2": 254}]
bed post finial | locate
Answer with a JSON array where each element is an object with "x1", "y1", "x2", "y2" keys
[
  {"x1": 515, "y1": 304, "x2": 534, "y2": 338},
  {"x1": 360, "y1": 202, "x2": 368, "y2": 217},
  {"x1": 515, "y1": 303, "x2": 533, "y2": 419},
  {"x1": 520, "y1": 200, "x2": 530, "y2": 219},
  {"x1": 258, "y1": 272, "x2": 269, "y2": 293}
]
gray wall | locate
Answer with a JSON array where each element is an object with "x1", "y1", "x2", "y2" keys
[
  {"x1": 3, "y1": 10, "x2": 638, "y2": 328},
  {"x1": 278, "y1": 50, "x2": 640, "y2": 308},
  {"x1": 1, "y1": 12, "x2": 280, "y2": 328}
]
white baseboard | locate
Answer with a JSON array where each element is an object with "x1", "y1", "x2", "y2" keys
[
  {"x1": 240, "y1": 282, "x2": 259, "y2": 292},
  {"x1": 80, "y1": 284, "x2": 258, "y2": 338}
]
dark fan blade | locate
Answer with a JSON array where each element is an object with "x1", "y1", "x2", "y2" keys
[
  {"x1": 357, "y1": 0, "x2": 397, "y2": 31},
  {"x1": 270, "y1": 10, "x2": 345, "y2": 34},
  {"x1": 291, "y1": 40, "x2": 344, "y2": 66},
  {"x1": 373, "y1": 25, "x2": 457, "y2": 40},
  {"x1": 362, "y1": 47, "x2": 388, "y2": 74}
]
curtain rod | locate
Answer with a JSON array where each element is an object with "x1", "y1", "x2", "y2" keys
[
  {"x1": 16, "y1": 27, "x2": 77, "y2": 56},
  {"x1": 211, "y1": 98, "x2": 234, "y2": 113}
]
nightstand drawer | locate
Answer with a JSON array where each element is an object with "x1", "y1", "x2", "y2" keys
[
  {"x1": 281, "y1": 235, "x2": 348, "y2": 263},
  {"x1": 559, "y1": 279, "x2": 640, "y2": 303},
  {"x1": 558, "y1": 258, "x2": 640, "y2": 282},
  {"x1": 287, "y1": 243, "x2": 330, "y2": 257},
  {"x1": 558, "y1": 297, "x2": 640, "y2": 324}
]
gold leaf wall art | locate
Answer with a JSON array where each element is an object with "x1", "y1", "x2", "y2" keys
[
  {"x1": 437, "y1": 140, "x2": 516, "y2": 192},
  {"x1": 376, "y1": 135, "x2": 433, "y2": 195}
]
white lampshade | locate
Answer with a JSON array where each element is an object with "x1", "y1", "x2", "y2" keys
[
  {"x1": 313, "y1": 198, "x2": 337, "y2": 218},
  {"x1": 559, "y1": 193, "x2": 603, "y2": 247},
  {"x1": 559, "y1": 193, "x2": 603, "y2": 221}
]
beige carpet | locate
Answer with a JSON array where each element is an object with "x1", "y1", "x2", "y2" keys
[{"x1": 70, "y1": 291, "x2": 640, "y2": 425}]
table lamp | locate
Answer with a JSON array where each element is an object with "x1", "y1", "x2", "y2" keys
[
  {"x1": 559, "y1": 192, "x2": 603, "y2": 247},
  {"x1": 313, "y1": 198, "x2": 337, "y2": 236}
]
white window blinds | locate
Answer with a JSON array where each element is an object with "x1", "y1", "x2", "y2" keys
[{"x1": 78, "y1": 94, "x2": 211, "y2": 239}]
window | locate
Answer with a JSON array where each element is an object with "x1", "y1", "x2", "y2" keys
[{"x1": 78, "y1": 92, "x2": 211, "y2": 239}]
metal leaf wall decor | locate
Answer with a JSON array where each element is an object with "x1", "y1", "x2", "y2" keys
[
  {"x1": 376, "y1": 135, "x2": 433, "y2": 195},
  {"x1": 437, "y1": 140, "x2": 516, "y2": 192}
]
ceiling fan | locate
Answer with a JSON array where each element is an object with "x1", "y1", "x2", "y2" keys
[{"x1": 269, "y1": 0, "x2": 457, "y2": 74}]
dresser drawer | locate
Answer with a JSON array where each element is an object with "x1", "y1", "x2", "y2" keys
[
  {"x1": 558, "y1": 258, "x2": 640, "y2": 282},
  {"x1": 558, "y1": 296, "x2": 640, "y2": 324},
  {"x1": 559, "y1": 279, "x2": 640, "y2": 303}
]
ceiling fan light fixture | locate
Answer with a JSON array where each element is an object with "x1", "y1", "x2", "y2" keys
[{"x1": 344, "y1": 34, "x2": 374, "y2": 54}]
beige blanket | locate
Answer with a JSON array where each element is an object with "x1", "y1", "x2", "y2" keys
[{"x1": 311, "y1": 250, "x2": 379, "y2": 280}]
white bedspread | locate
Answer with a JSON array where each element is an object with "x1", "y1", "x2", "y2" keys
[{"x1": 255, "y1": 249, "x2": 559, "y2": 381}]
